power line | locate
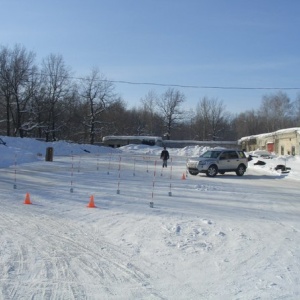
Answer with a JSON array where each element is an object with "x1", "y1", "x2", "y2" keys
[
  {"x1": 107, "y1": 80, "x2": 300, "y2": 91},
  {"x1": 29, "y1": 71, "x2": 300, "y2": 91}
]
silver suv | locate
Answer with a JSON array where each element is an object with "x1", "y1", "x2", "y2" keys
[{"x1": 187, "y1": 149, "x2": 248, "y2": 177}]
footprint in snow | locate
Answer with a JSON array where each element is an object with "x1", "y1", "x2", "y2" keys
[
  {"x1": 202, "y1": 219, "x2": 213, "y2": 225},
  {"x1": 175, "y1": 225, "x2": 181, "y2": 233},
  {"x1": 217, "y1": 231, "x2": 226, "y2": 237}
]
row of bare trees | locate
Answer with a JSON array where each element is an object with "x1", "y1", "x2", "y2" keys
[
  {"x1": 1, "y1": 45, "x2": 300, "y2": 144},
  {"x1": 233, "y1": 92, "x2": 300, "y2": 138}
]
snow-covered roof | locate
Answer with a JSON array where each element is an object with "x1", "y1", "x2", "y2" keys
[
  {"x1": 102, "y1": 136, "x2": 162, "y2": 142},
  {"x1": 239, "y1": 127, "x2": 300, "y2": 142}
]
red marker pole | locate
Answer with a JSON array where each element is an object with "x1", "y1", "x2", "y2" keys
[
  {"x1": 145, "y1": 156, "x2": 149, "y2": 173},
  {"x1": 13, "y1": 153, "x2": 17, "y2": 189},
  {"x1": 107, "y1": 151, "x2": 112, "y2": 175},
  {"x1": 77, "y1": 155, "x2": 81, "y2": 173},
  {"x1": 70, "y1": 152, "x2": 74, "y2": 193},
  {"x1": 169, "y1": 157, "x2": 173, "y2": 196},
  {"x1": 133, "y1": 157, "x2": 136, "y2": 176},
  {"x1": 117, "y1": 156, "x2": 121, "y2": 194},
  {"x1": 96, "y1": 150, "x2": 100, "y2": 171},
  {"x1": 150, "y1": 160, "x2": 157, "y2": 208}
]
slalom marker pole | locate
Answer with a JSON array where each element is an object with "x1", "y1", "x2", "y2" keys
[
  {"x1": 146, "y1": 156, "x2": 149, "y2": 173},
  {"x1": 70, "y1": 152, "x2": 74, "y2": 193},
  {"x1": 150, "y1": 160, "x2": 157, "y2": 208},
  {"x1": 185, "y1": 157, "x2": 188, "y2": 178},
  {"x1": 96, "y1": 149, "x2": 100, "y2": 171},
  {"x1": 133, "y1": 157, "x2": 136, "y2": 176},
  {"x1": 13, "y1": 153, "x2": 17, "y2": 189},
  {"x1": 107, "y1": 151, "x2": 112, "y2": 175},
  {"x1": 117, "y1": 155, "x2": 121, "y2": 194},
  {"x1": 78, "y1": 155, "x2": 81, "y2": 173},
  {"x1": 169, "y1": 158, "x2": 173, "y2": 196}
]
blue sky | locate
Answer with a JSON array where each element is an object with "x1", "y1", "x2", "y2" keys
[{"x1": 1, "y1": 0, "x2": 300, "y2": 114}]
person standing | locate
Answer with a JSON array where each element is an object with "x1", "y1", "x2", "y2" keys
[{"x1": 160, "y1": 146, "x2": 170, "y2": 168}]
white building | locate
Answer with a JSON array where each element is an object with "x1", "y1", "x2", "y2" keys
[{"x1": 239, "y1": 128, "x2": 300, "y2": 156}]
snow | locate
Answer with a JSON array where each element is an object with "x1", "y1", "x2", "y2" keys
[{"x1": 1, "y1": 136, "x2": 300, "y2": 299}]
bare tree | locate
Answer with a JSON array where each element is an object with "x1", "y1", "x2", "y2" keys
[
  {"x1": 101, "y1": 98, "x2": 128, "y2": 136},
  {"x1": 0, "y1": 46, "x2": 11, "y2": 135},
  {"x1": 195, "y1": 97, "x2": 211, "y2": 140},
  {"x1": 139, "y1": 90, "x2": 159, "y2": 135},
  {"x1": 0, "y1": 45, "x2": 37, "y2": 137},
  {"x1": 194, "y1": 97, "x2": 229, "y2": 140},
  {"x1": 57, "y1": 85, "x2": 83, "y2": 141},
  {"x1": 292, "y1": 93, "x2": 300, "y2": 126},
  {"x1": 156, "y1": 88, "x2": 185, "y2": 139},
  {"x1": 233, "y1": 109, "x2": 263, "y2": 138},
  {"x1": 80, "y1": 68, "x2": 115, "y2": 144},
  {"x1": 259, "y1": 92, "x2": 293, "y2": 132},
  {"x1": 40, "y1": 54, "x2": 72, "y2": 141}
]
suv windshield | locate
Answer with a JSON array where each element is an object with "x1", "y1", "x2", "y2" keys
[{"x1": 200, "y1": 150, "x2": 222, "y2": 159}]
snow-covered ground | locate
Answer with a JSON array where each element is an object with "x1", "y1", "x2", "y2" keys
[{"x1": 1, "y1": 136, "x2": 300, "y2": 300}]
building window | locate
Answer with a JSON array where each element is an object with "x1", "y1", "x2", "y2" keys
[
  {"x1": 281, "y1": 146, "x2": 284, "y2": 155},
  {"x1": 292, "y1": 146, "x2": 295, "y2": 156}
]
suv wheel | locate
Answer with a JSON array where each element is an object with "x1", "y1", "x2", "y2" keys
[
  {"x1": 236, "y1": 164, "x2": 246, "y2": 176},
  {"x1": 206, "y1": 165, "x2": 218, "y2": 177}
]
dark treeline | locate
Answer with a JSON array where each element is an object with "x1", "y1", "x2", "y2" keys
[{"x1": 1, "y1": 45, "x2": 300, "y2": 144}]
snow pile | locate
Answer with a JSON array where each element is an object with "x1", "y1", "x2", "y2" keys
[{"x1": 0, "y1": 136, "x2": 119, "y2": 168}]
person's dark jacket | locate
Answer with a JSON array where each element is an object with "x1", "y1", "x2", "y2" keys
[{"x1": 160, "y1": 149, "x2": 169, "y2": 160}]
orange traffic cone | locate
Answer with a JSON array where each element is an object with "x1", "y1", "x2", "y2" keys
[
  {"x1": 24, "y1": 192, "x2": 32, "y2": 205},
  {"x1": 181, "y1": 173, "x2": 186, "y2": 180},
  {"x1": 87, "y1": 195, "x2": 96, "y2": 208}
]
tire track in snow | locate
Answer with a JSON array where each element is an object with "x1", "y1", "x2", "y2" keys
[{"x1": 0, "y1": 210, "x2": 163, "y2": 299}]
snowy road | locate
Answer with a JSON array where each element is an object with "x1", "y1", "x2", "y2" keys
[{"x1": 1, "y1": 152, "x2": 300, "y2": 299}]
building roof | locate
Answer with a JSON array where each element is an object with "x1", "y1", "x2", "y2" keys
[{"x1": 239, "y1": 127, "x2": 300, "y2": 142}]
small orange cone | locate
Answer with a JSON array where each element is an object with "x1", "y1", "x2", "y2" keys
[
  {"x1": 24, "y1": 192, "x2": 32, "y2": 205},
  {"x1": 87, "y1": 195, "x2": 96, "y2": 208},
  {"x1": 181, "y1": 173, "x2": 186, "y2": 180}
]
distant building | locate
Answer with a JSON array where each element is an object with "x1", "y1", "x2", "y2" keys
[
  {"x1": 102, "y1": 136, "x2": 163, "y2": 148},
  {"x1": 238, "y1": 128, "x2": 300, "y2": 156},
  {"x1": 102, "y1": 135, "x2": 238, "y2": 149},
  {"x1": 162, "y1": 140, "x2": 238, "y2": 149}
]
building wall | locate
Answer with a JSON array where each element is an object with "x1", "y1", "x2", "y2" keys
[
  {"x1": 239, "y1": 128, "x2": 300, "y2": 156},
  {"x1": 275, "y1": 131, "x2": 300, "y2": 155}
]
